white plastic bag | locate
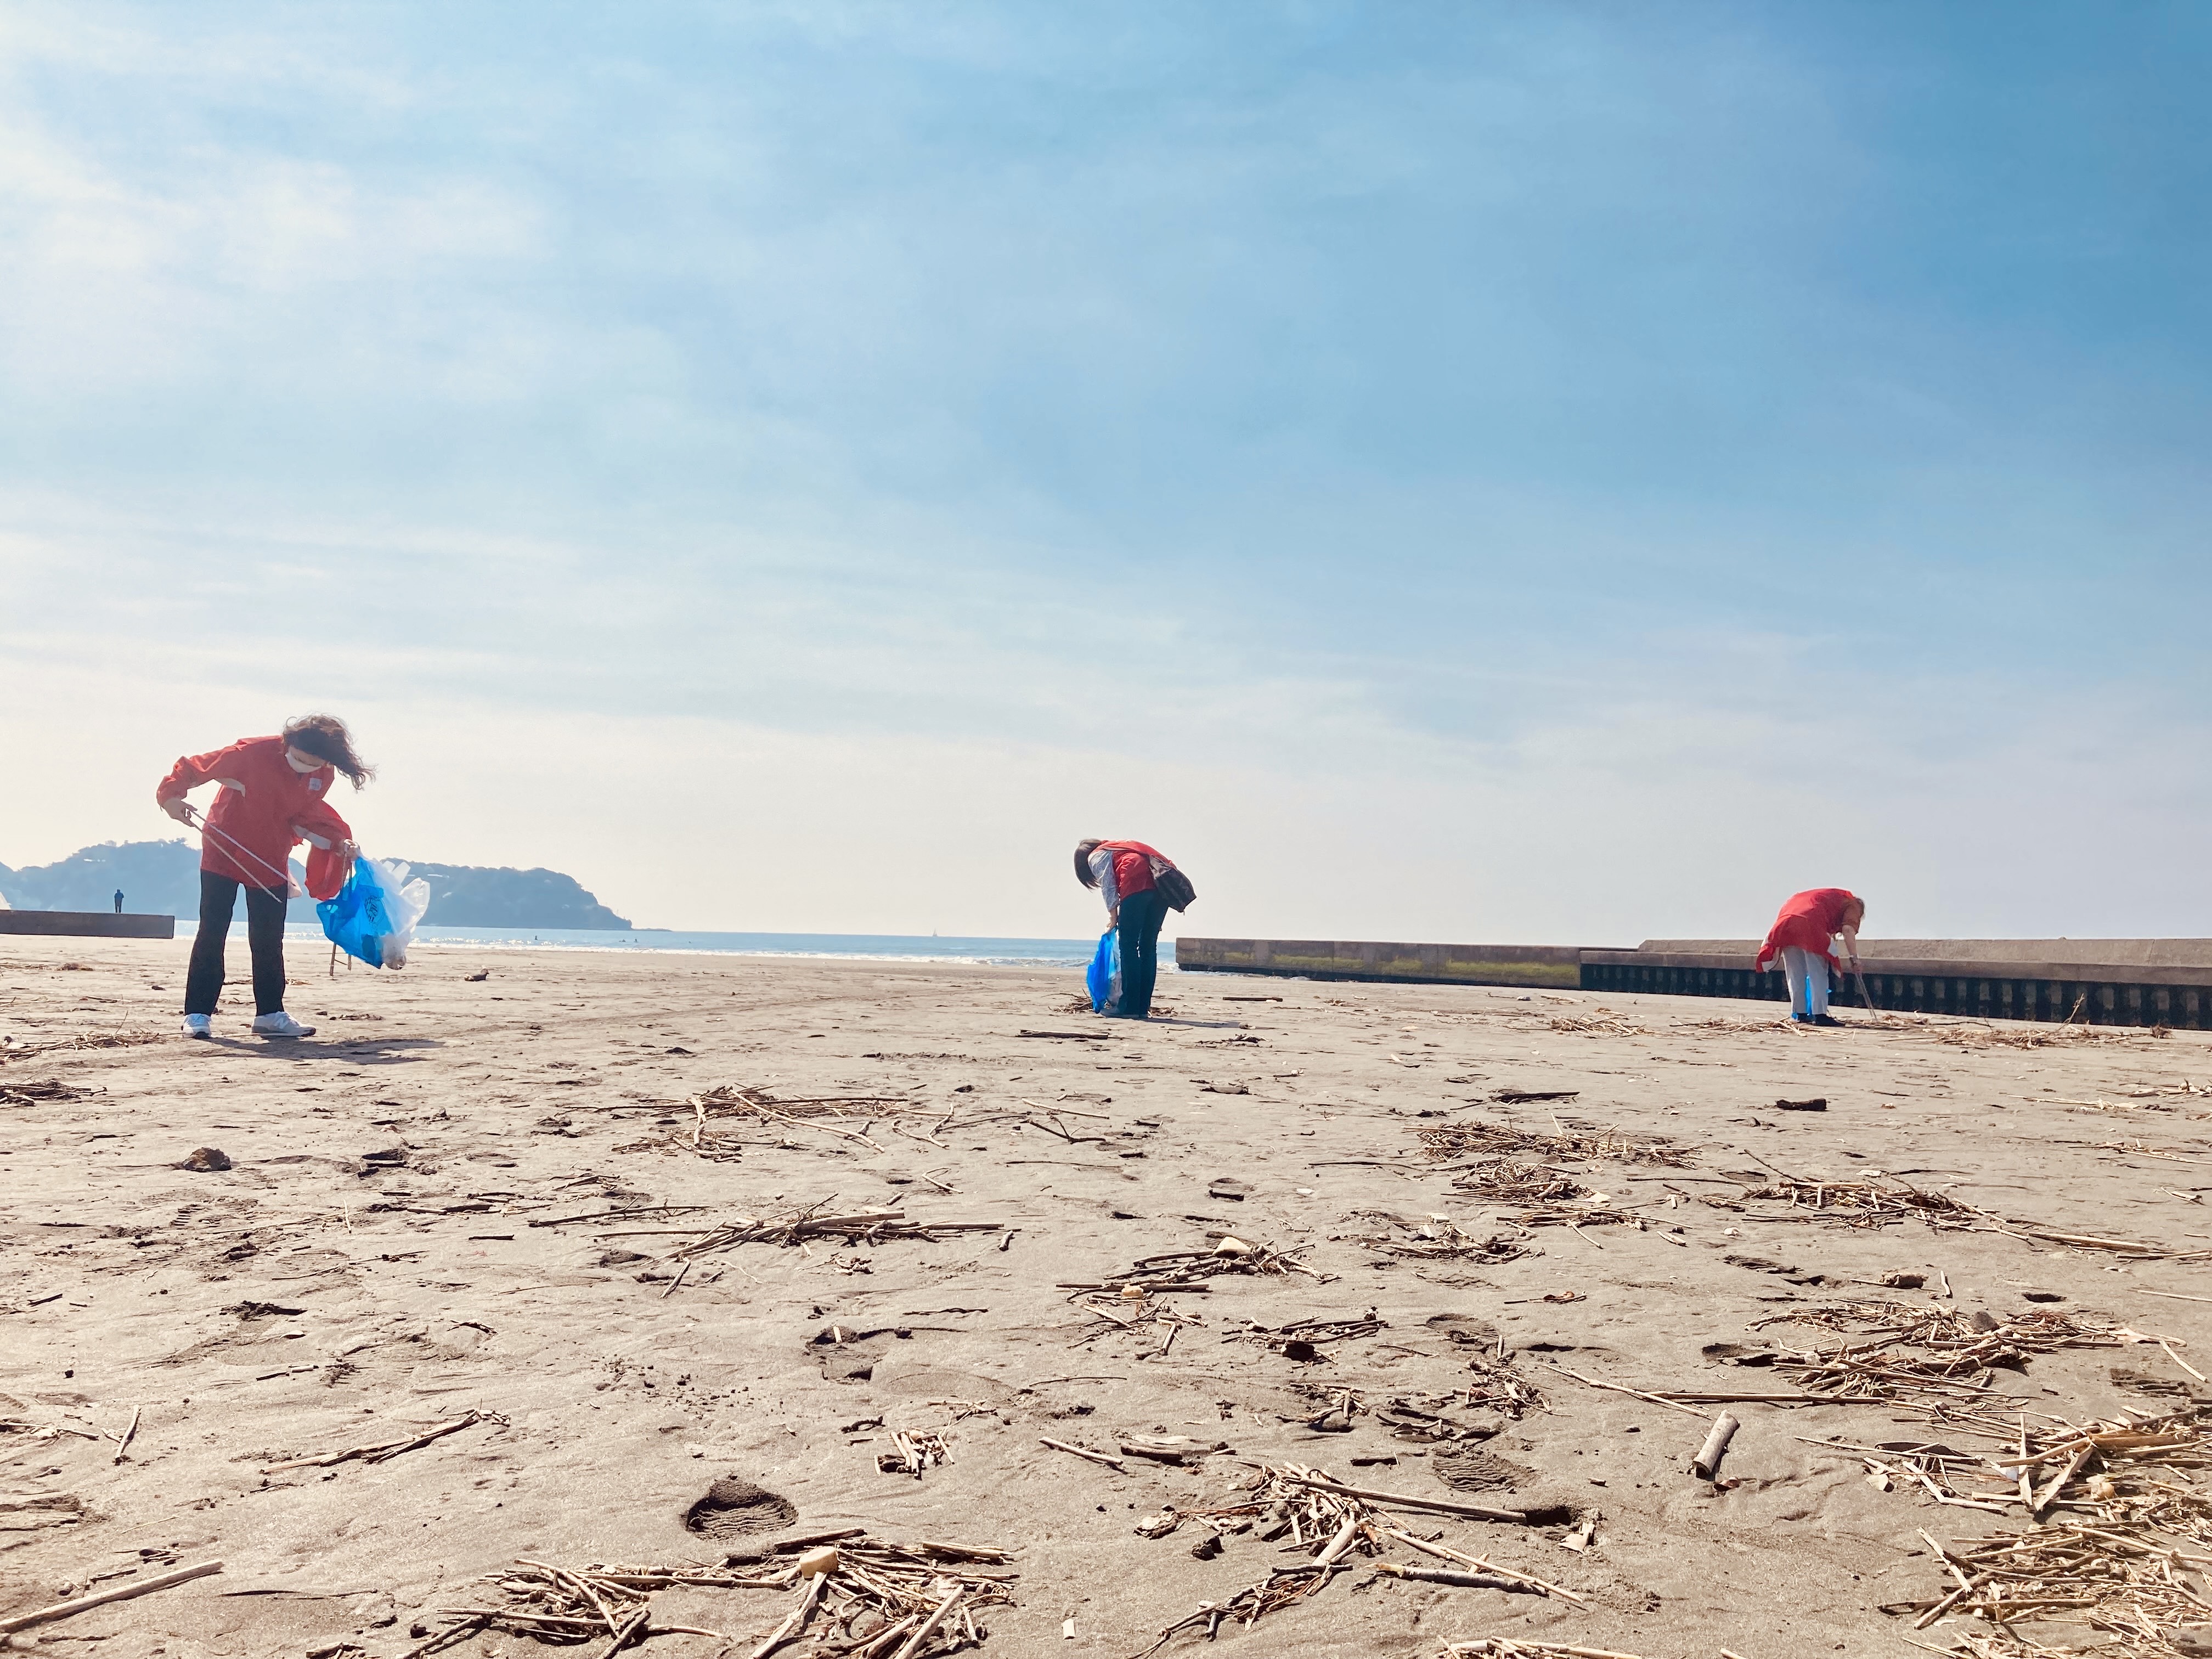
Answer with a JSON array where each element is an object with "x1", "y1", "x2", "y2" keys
[{"x1": 367, "y1": 856, "x2": 431, "y2": 968}]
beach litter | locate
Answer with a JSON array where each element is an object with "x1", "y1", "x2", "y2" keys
[
  {"x1": 1338, "y1": 1211, "x2": 1533, "y2": 1263},
  {"x1": 1133, "y1": 1462, "x2": 1585, "y2": 1655},
  {"x1": 404, "y1": 1532, "x2": 1015, "y2": 1658},
  {"x1": 650, "y1": 1085, "x2": 947, "y2": 1160}
]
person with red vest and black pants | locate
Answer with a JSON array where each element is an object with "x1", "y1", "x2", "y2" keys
[
  {"x1": 1075, "y1": 838, "x2": 1178, "y2": 1019},
  {"x1": 1754, "y1": 887, "x2": 1864, "y2": 1026},
  {"x1": 156, "y1": 715, "x2": 370, "y2": 1040}
]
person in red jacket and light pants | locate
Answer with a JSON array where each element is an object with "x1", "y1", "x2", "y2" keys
[
  {"x1": 156, "y1": 715, "x2": 370, "y2": 1040},
  {"x1": 1754, "y1": 887, "x2": 1864, "y2": 1027}
]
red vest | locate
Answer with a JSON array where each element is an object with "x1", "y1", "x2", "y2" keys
[
  {"x1": 1098, "y1": 840, "x2": 1164, "y2": 898},
  {"x1": 1756, "y1": 888, "x2": 1858, "y2": 973}
]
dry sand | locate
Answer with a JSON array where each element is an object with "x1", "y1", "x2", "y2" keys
[{"x1": 5, "y1": 938, "x2": 2212, "y2": 1659}]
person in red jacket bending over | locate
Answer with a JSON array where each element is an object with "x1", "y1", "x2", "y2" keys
[
  {"x1": 1076, "y1": 838, "x2": 1175, "y2": 1019},
  {"x1": 156, "y1": 715, "x2": 369, "y2": 1040},
  {"x1": 1754, "y1": 887, "x2": 1864, "y2": 1028}
]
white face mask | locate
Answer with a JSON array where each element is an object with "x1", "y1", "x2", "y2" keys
[{"x1": 285, "y1": 747, "x2": 322, "y2": 773}]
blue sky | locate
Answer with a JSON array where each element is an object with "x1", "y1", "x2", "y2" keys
[{"x1": 3, "y1": 3, "x2": 2208, "y2": 939}]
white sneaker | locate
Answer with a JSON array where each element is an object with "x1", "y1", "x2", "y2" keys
[
  {"x1": 181, "y1": 1014, "x2": 212, "y2": 1039},
  {"x1": 251, "y1": 1012, "x2": 315, "y2": 1039}
]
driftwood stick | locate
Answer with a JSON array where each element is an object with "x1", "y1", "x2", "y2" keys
[
  {"x1": 1691, "y1": 1412, "x2": 1741, "y2": 1480},
  {"x1": 1313, "y1": 1511, "x2": 1362, "y2": 1567},
  {"x1": 1278, "y1": 1472, "x2": 1537, "y2": 1525},
  {"x1": 1040, "y1": 1436, "x2": 1126, "y2": 1471},
  {"x1": 264, "y1": 1412, "x2": 486, "y2": 1472},
  {"x1": 0, "y1": 1560, "x2": 223, "y2": 1634},
  {"x1": 1373, "y1": 1562, "x2": 1521, "y2": 1590},
  {"x1": 748, "y1": 1570, "x2": 824, "y2": 1659},
  {"x1": 592, "y1": 1606, "x2": 650, "y2": 1658},
  {"x1": 1538, "y1": 1361, "x2": 1712, "y2": 1420},
  {"x1": 890, "y1": 1585, "x2": 964, "y2": 1659},
  {"x1": 1379, "y1": 1527, "x2": 1586, "y2": 1603},
  {"x1": 112, "y1": 1403, "x2": 142, "y2": 1464}
]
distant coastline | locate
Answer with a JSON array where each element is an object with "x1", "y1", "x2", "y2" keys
[{"x1": 0, "y1": 839, "x2": 630, "y2": 930}]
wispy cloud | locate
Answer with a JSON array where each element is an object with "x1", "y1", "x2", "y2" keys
[{"x1": 4, "y1": 2, "x2": 2209, "y2": 938}]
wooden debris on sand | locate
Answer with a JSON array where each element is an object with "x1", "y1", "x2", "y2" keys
[
  {"x1": 263, "y1": 1410, "x2": 501, "y2": 1474},
  {"x1": 1069, "y1": 1291, "x2": 1204, "y2": 1355},
  {"x1": 1864, "y1": 1408, "x2": 2212, "y2": 1654},
  {"x1": 1714, "y1": 1176, "x2": 1984, "y2": 1229},
  {"x1": 410, "y1": 1534, "x2": 1015, "y2": 1658},
  {"x1": 1745, "y1": 1302, "x2": 2169, "y2": 1407},
  {"x1": 0, "y1": 1076, "x2": 93, "y2": 1106},
  {"x1": 1932, "y1": 1019, "x2": 2162, "y2": 1051},
  {"x1": 1417, "y1": 1120, "x2": 1690, "y2": 1167},
  {"x1": 640, "y1": 1085, "x2": 944, "y2": 1161},
  {"x1": 1545, "y1": 1013, "x2": 1651, "y2": 1037},
  {"x1": 1453, "y1": 1162, "x2": 1594, "y2": 1205},
  {"x1": 1337, "y1": 1211, "x2": 1533, "y2": 1264},
  {"x1": 1233, "y1": 1313, "x2": 1388, "y2": 1356},
  {"x1": 877, "y1": 1429, "x2": 952, "y2": 1477},
  {"x1": 0, "y1": 1031, "x2": 162, "y2": 1062},
  {"x1": 1440, "y1": 1643, "x2": 1644, "y2": 1658},
  {"x1": 671, "y1": 1202, "x2": 1001, "y2": 1261},
  {"x1": 1063, "y1": 1234, "x2": 1330, "y2": 1295},
  {"x1": 1135, "y1": 1463, "x2": 1582, "y2": 1655}
]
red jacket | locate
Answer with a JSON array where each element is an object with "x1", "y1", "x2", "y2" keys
[
  {"x1": 157, "y1": 736, "x2": 353, "y2": 898},
  {"x1": 1098, "y1": 840, "x2": 1164, "y2": 900},
  {"x1": 1756, "y1": 888, "x2": 1859, "y2": 974}
]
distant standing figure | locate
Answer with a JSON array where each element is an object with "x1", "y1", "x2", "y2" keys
[
  {"x1": 1754, "y1": 888, "x2": 1864, "y2": 1027},
  {"x1": 155, "y1": 715, "x2": 371, "y2": 1040},
  {"x1": 1075, "y1": 839, "x2": 1175, "y2": 1019},
  {"x1": 112, "y1": 889, "x2": 123, "y2": 914}
]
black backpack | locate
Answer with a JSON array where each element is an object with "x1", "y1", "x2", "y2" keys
[{"x1": 1150, "y1": 857, "x2": 1197, "y2": 912}]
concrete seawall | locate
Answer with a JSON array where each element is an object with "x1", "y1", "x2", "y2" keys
[
  {"x1": 1175, "y1": 938, "x2": 1592, "y2": 989},
  {"x1": 0, "y1": 911, "x2": 176, "y2": 940},
  {"x1": 1177, "y1": 935, "x2": 2212, "y2": 1029}
]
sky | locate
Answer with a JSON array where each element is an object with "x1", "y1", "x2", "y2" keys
[{"x1": 3, "y1": 3, "x2": 2209, "y2": 941}]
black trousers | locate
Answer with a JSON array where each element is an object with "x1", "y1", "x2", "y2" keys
[
  {"x1": 185, "y1": 871, "x2": 289, "y2": 1017},
  {"x1": 1114, "y1": 889, "x2": 1169, "y2": 1019}
]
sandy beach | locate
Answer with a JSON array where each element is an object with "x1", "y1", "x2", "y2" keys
[{"x1": 5, "y1": 938, "x2": 2212, "y2": 1659}]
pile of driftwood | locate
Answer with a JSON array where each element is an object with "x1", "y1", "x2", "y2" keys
[
  {"x1": 1060, "y1": 1234, "x2": 1329, "y2": 1296},
  {"x1": 0, "y1": 1031, "x2": 159, "y2": 1061},
  {"x1": 1870, "y1": 1409, "x2": 2212, "y2": 1653},
  {"x1": 1750, "y1": 1302, "x2": 2165, "y2": 1408},
  {"x1": 1545, "y1": 1012, "x2": 1651, "y2": 1036},
  {"x1": 1452, "y1": 1161, "x2": 1591, "y2": 1204},
  {"x1": 0, "y1": 1076, "x2": 89, "y2": 1108},
  {"x1": 1417, "y1": 1120, "x2": 1690, "y2": 1167},
  {"x1": 1716, "y1": 1175, "x2": 1983, "y2": 1229},
  {"x1": 1069, "y1": 1291, "x2": 1204, "y2": 1358},
  {"x1": 671, "y1": 1203, "x2": 1001, "y2": 1264},
  {"x1": 1338, "y1": 1211, "x2": 1531, "y2": 1264},
  {"x1": 1933, "y1": 1019, "x2": 2153, "y2": 1051},
  {"x1": 1135, "y1": 1463, "x2": 1581, "y2": 1654},
  {"x1": 650, "y1": 1085, "x2": 945, "y2": 1161},
  {"x1": 405, "y1": 1533, "x2": 1015, "y2": 1658}
]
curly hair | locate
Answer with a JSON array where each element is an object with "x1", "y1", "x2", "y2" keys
[{"x1": 283, "y1": 714, "x2": 375, "y2": 789}]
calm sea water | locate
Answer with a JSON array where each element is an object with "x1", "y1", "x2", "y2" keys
[{"x1": 280, "y1": 923, "x2": 1172, "y2": 970}]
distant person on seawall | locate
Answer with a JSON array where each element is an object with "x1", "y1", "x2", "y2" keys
[
  {"x1": 155, "y1": 715, "x2": 370, "y2": 1040},
  {"x1": 1754, "y1": 887, "x2": 1864, "y2": 1028},
  {"x1": 112, "y1": 889, "x2": 123, "y2": 914},
  {"x1": 1075, "y1": 838, "x2": 1192, "y2": 1020}
]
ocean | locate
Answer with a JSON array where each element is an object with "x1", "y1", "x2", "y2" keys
[{"x1": 279, "y1": 923, "x2": 1169, "y2": 970}]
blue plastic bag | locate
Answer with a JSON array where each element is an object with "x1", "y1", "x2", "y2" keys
[
  {"x1": 318, "y1": 856, "x2": 429, "y2": 970},
  {"x1": 1086, "y1": 927, "x2": 1121, "y2": 1015}
]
